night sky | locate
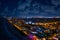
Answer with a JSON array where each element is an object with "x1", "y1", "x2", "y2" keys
[{"x1": 0, "y1": 0, "x2": 60, "y2": 17}]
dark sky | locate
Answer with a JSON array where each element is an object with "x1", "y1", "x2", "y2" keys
[{"x1": 0, "y1": 0, "x2": 60, "y2": 18}]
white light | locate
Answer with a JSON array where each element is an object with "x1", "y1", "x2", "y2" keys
[
  {"x1": 25, "y1": 22, "x2": 29, "y2": 24},
  {"x1": 31, "y1": 32, "x2": 37, "y2": 34},
  {"x1": 32, "y1": 22, "x2": 35, "y2": 25},
  {"x1": 29, "y1": 21, "x2": 32, "y2": 24}
]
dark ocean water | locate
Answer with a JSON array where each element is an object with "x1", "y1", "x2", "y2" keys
[{"x1": 0, "y1": 17, "x2": 28, "y2": 40}]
